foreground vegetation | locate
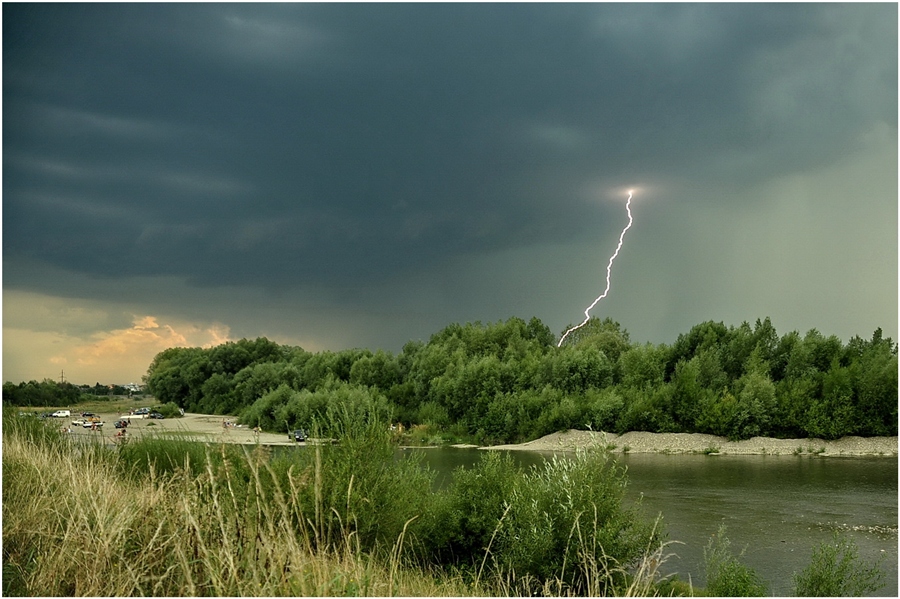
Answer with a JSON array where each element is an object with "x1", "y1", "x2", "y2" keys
[
  {"x1": 3, "y1": 407, "x2": 668, "y2": 596},
  {"x1": 4, "y1": 410, "x2": 886, "y2": 597},
  {"x1": 133, "y1": 316, "x2": 896, "y2": 444}
]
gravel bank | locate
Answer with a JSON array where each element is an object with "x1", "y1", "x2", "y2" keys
[
  {"x1": 58, "y1": 410, "x2": 898, "y2": 457},
  {"x1": 485, "y1": 430, "x2": 898, "y2": 457}
]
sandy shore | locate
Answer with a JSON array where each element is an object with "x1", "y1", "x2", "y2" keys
[
  {"x1": 485, "y1": 429, "x2": 899, "y2": 457},
  {"x1": 61, "y1": 411, "x2": 299, "y2": 446},
  {"x1": 58, "y1": 410, "x2": 898, "y2": 457}
]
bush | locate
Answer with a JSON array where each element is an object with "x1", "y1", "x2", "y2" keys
[
  {"x1": 792, "y1": 534, "x2": 885, "y2": 596},
  {"x1": 703, "y1": 525, "x2": 767, "y2": 596},
  {"x1": 422, "y1": 448, "x2": 662, "y2": 595},
  {"x1": 495, "y1": 449, "x2": 660, "y2": 595},
  {"x1": 296, "y1": 403, "x2": 436, "y2": 552},
  {"x1": 152, "y1": 401, "x2": 183, "y2": 419},
  {"x1": 423, "y1": 451, "x2": 521, "y2": 565}
]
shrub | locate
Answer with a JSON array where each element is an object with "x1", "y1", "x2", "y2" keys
[
  {"x1": 495, "y1": 449, "x2": 661, "y2": 595},
  {"x1": 792, "y1": 534, "x2": 885, "y2": 596},
  {"x1": 423, "y1": 451, "x2": 521, "y2": 565},
  {"x1": 703, "y1": 525, "x2": 767, "y2": 596},
  {"x1": 152, "y1": 401, "x2": 183, "y2": 418},
  {"x1": 300, "y1": 403, "x2": 436, "y2": 553},
  {"x1": 421, "y1": 447, "x2": 661, "y2": 594}
]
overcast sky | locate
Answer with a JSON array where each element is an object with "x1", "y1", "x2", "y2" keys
[{"x1": 3, "y1": 2, "x2": 897, "y2": 384}]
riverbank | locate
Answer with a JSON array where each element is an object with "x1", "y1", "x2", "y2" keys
[
  {"x1": 485, "y1": 429, "x2": 899, "y2": 457},
  {"x1": 59, "y1": 411, "x2": 299, "y2": 446},
  {"x1": 54, "y1": 409, "x2": 897, "y2": 456}
]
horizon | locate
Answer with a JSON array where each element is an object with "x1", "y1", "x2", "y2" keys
[{"x1": 4, "y1": 313, "x2": 895, "y2": 387}]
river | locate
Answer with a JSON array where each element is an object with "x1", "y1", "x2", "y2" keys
[{"x1": 411, "y1": 448, "x2": 897, "y2": 596}]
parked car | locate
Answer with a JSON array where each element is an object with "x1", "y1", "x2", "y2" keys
[
  {"x1": 81, "y1": 412, "x2": 95, "y2": 418},
  {"x1": 134, "y1": 407, "x2": 151, "y2": 415},
  {"x1": 148, "y1": 412, "x2": 164, "y2": 419},
  {"x1": 51, "y1": 410, "x2": 71, "y2": 418},
  {"x1": 82, "y1": 421, "x2": 103, "y2": 429},
  {"x1": 289, "y1": 429, "x2": 309, "y2": 442},
  {"x1": 114, "y1": 420, "x2": 129, "y2": 429}
]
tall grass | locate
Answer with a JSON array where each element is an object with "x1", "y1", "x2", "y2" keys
[
  {"x1": 2, "y1": 418, "x2": 460, "y2": 595},
  {"x1": 702, "y1": 524, "x2": 768, "y2": 596},
  {"x1": 3, "y1": 409, "x2": 671, "y2": 596}
]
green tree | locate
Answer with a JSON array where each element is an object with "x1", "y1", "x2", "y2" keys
[
  {"x1": 848, "y1": 329, "x2": 898, "y2": 436},
  {"x1": 349, "y1": 349, "x2": 401, "y2": 390},
  {"x1": 670, "y1": 358, "x2": 705, "y2": 430},
  {"x1": 544, "y1": 347, "x2": 613, "y2": 393},
  {"x1": 668, "y1": 320, "x2": 729, "y2": 377},
  {"x1": 731, "y1": 369, "x2": 777, "y2": 439},
  {"x1": 619, "y1": 342, "x2": 667, "y2": 390},
  {"x1": 695, "y1": 389, "x2": 741, "y2": 438},
  {"x1": 557, "y1": 317, "x2": 631, "y2": 368}
]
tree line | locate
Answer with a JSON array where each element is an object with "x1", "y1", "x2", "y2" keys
[
  {"x1": 139, "y1": 317, "x2": 897, "y2": 442},
  {"x1": 2, "y1": 380, "x2": 144, "y2": 407}
]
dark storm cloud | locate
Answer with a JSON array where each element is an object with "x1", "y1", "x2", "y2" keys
[{"x1": 3, "y1": 3, "x2": 896, "y2": 295}]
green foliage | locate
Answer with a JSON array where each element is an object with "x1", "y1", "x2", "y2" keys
[
  {"x1": 619, "y1": 342, "x2": 668, "y2": 390},
  {"x1": 703, "y1": 525, "x2": 768, "y2": 596},
  {"x1": 1, "y1": 404, "x2": 65, "y2": 449},
  {"x1": 2, "y1": 379, "x2": 84, "y2": 407},
  {"x1": 127, "y1": 317, "x2": 899, "y2": 443},
  {"x1": 3, "y1": 406, "x2": 670, "y2": 597},
  {"x1": 239, "y1": 379, "x2": 392, "y2": 438},
  {"x1": 152, "y1": 401, "x2": 183, "y2": 419},
  {"x1": 425, "y1": 451, "x2": 521, "y2": 563},
  {"x1": 117, "y1": 436, "x2": 221, "y2": 479},
  {"x1": 792, "y1": 535, "x2": 886, "y2": 597},
  {"x1": 494, "y1": 449, "x2": 659, "y2": 595},
  {"x1": 420, "y1": 448, "x2": 660, "y2": 594}
]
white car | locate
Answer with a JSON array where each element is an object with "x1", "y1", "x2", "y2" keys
[
  {"x1": 82, "y1": 421, "x2": 103, "y2": 429},
  {"x1": 51, "y1": 410, "x2": 71, "y2": 418}
]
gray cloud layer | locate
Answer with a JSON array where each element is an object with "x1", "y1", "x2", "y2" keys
[{"x1": 4, "y1": 3, "x2": 897, "y2": 356}]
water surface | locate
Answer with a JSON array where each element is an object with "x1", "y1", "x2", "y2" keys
[{"x1": 415, "y1": 448, "x2": 897, "y2": 596}]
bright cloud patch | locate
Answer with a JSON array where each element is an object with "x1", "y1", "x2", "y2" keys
[{"x1": 2, "y1": 292, "x2": 231, "y2": 383}]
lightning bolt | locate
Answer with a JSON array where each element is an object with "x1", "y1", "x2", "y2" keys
[{"x1": 558, "y1": 190, "x2": 634, "y2": 347}]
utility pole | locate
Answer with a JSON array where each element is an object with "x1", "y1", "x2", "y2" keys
[{"x1": 59, "y1": 370, "x2": 66, "y2": 384}]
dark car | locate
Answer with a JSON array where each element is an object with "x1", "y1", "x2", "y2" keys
[
  {"x1": 289, "y1": 429, "x2": 308, "y2": 442},
  {"x1": 149, "y1": 412, "x2": 164, "y2": 419},
  {"x1": 81, "y1": 412, "x2": 95, "y2": 418},
  {"x1": 114, "y1": 420, "x2": 129, "y2": 429}
]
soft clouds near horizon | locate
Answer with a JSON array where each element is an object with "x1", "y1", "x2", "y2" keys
[
  {"x1": 3, "y1": 3, "x2": 897, "y2": 384},
  {"x1": 3, "y1": 290, "x2": 234, "y2": 383}
]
